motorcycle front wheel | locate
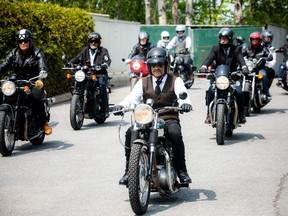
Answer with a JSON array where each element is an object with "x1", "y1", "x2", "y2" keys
[
  {"x1": 70, "y1": 95, "x2": 84, "y2": 130},
  {"x1": 184, "y1": 74, "x2": 195, "y2": 89},
  {"x1": 216, "y1": 103, "x2": 225, "y2": 145},
  {"x1": 0, "y1": 111, "x2": 15, "y2": 156},
  {"x1": 128, "y1": 143, "x2": 150, "y2": 215}
]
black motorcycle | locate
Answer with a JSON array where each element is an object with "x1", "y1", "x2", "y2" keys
[
  {"x1": 0, "y1": 74, "x2": 54, "y2": 156},
  {"x1": 115, "y1": 92, "x2": 190, "y2": 215},
  {"x1": 207, "y1": 65, "x2": 242, "y2": 145},
  {"x1": 170, "y1": 52, "x2": 196, "y2": 89},
  {"x1": 275, "y1": 48, "x2": 288, "y2": 91},
  {"x1": 63, "y1": 63, "x2": 110, "y2": 130}
]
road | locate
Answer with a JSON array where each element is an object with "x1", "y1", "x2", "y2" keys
[{"x1": 0, "y1": 78, "x2": 288, "y2": 216}]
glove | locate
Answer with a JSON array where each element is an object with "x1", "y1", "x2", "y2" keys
[
  {"x1": 180, "y1": 103, "x2": 192, "y2": 112},
  {"x1": 242, "y1": 65, "x2": 249, "y2": 75},
  {"x1": 35, "y1": 80, "x2": 44, "y2": 89},
  {"x1": 101, "y1": 63, "x2": 108, "y2": 70},
  {"x1": 39, "y1": 70, "x2": 48, "y2": 79},
  {"x1": 199, "y1": 65, "x2": 207, "y2": 73},
  {"x1": 65, "y1": 62, "x2": 72, "y2": 68},
  {"x1": 125, "y1": 59, "x2": 132, "y2": 64},
  {"x1": 113, "y1": 105, "x2": 124, "y2": 116}
]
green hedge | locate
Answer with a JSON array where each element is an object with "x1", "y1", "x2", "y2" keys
[{"x1": 0, "y1": 1, "x2": 94, "y2": 96}]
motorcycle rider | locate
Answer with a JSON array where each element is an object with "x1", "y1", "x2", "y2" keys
[
  {"x1": 166, "y1": 25, "x2": 193, "y2": 77},
  {"x1": 114, "y1": 47, "x2": 193, "y2": 186},
  {"x1": 236, "y1": 36, "x2": 248, "y2": 53},
  {"x1": 157, "y1": 31, "x2": 170, "y2": 48},
  {"x1": 0, "y1": 29, "x2": 52, "y2": 135},
  {"x1": 242, "y1": 31, "x2": 271, "y2": 100},
  {"x1": 275, "y1": 35, "x2": 288, "y2": 87},
  {"x1": 261, "y1": 29, "x2": 276, "y2": 97},
  {"x1": 68, "y1": 32, "x2": 111, "y2": 118},
  {"x1": 199, "y1": 28, "x2": 248, "y2": 124}
]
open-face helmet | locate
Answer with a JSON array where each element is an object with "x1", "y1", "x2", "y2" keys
[
  {"x1": 146, "y1": 47, "x2": 169, "y2": 75},
  {"x1": 88, "y1": 32, "x2": 102, "y2": 48},
  {"x1": 262, "y1": 29, "x2": 273, "y2": 45},
  {"x1": 138, "y1": 31, "x2": 150, "y2": 45},
  {"x1": 218, "y1": 28, "x2": 234, "y2": 47}
]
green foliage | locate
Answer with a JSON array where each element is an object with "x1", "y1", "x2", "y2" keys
[{"x1": 0, "y1": 1, "x2": 94, "y2": 96}]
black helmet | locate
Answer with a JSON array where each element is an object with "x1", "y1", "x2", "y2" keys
[
  {"x1": 146, "y1": 47, "x2": 169, "y2": 74},
  {"x1": 236, "y1": 36, "x2": 245, "y2": 45},
  {"x1": 16, "y1": 29, "x2": 33, "y2": 42},
  {"x1": 262, "y1": 29, "x2": 273, "y2": 45},
  {"x1": 138, "y1": 31, "x2": 150, "y2": 44},
  {"x1": 218, "y1": 28, "x2": 234, "y2": 47},
  {"x1": 88, "y1": 32, "x2": 102, "y2": 44}
]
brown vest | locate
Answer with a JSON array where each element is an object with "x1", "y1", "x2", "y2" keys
[{"x1": 142, "y1": 74, "x2": 179, "y2": 121}]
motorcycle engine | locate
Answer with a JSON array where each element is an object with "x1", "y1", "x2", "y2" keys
[{"x1": 158, "y1": 166, "x2": 177, "y2": 189}]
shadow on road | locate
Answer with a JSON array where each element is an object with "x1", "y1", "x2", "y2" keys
[
  {"x1": 77, "y1": 120, "x2": 130, "y2": 131},
  {"x1": 248, "y1": 107, "x2": 288, "y2": 117}
]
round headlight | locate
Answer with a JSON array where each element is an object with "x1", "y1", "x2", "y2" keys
[
  {"x1": 75, "y1": 70, "x2": 86, "y2": 82},
  {"x1": 216, "y1": 76, "x2": 229, "y2": 90},
  {"x1": 132, "y1": 61, "x2": 141, "y2": 70},
  {"x1": 134, "y1": 104, "x2": 154, "y2": 125},
  {"x1": 1, "y1": 81, "x2": 16, "y2": 96}
]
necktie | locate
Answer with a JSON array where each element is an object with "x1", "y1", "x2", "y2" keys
[{"x1": 155, "y1": 79, "x2": 162, "y2": 96}]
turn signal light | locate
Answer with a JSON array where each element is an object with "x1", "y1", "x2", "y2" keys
[
  {"x1": 92, "y1": 75, "x2": 97, "y2": 80},
  {"x1": 23, "y1": 86, "x2": 29, "y2": 91},
  {"x1": 257, "y1": 72, "x2": 263, "y2": 79},
  {"x1": 66, "y1": 74, "x2": 71, "y2": 79}
]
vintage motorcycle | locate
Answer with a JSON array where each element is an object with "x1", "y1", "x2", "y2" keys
[
  {"x1": 0, "y1": 74, "x2": 54, "y2": 156},
  {"x1": 63, "y1": 62, "x2": 109, "y2": 130},
  {"x1": 170, "y1": 51, "x2": 196, "y2": 89},
  {"x1": 275, "y1": 48, "x2": 288, "y2": 91},
  {"x1": 207, "y1": 65, "x2": 242, "y2": 145},
  {"x1": 116, "y1": 92, "x2": 190, "y2": 215},
  {"x1": 242, "y1": 56, "x2": 271, "y2": 116},
  {"x1": 122, "y1": 55, "x2": 149, "y2": 91}
]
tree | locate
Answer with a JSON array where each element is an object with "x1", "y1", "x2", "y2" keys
[
  {"x1": 145, "y1": 0, "x2": 152, "y2": 24},
  {"x1": 185, "y1": 0, "x2": 193, "y2": 25},
  {"x1": 158, "y1": 0, "x2": 167, "y2": 25},
  {"x1": 172, "y1": 0, "x2": 179, "y2": 24}
]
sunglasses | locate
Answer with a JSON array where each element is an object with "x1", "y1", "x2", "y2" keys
[
  {"x1": 18, "y1": 40, "x2": 29, "y2": 44},
  {"x1": 90, "y1": 40, "x2": 99, "y2": 43},
  {"x1": 163, "y1": 37, "x2": 169, "y2": 39},
  {"x1": 151, "y1": 62, "x2": 164, "y2": 68}
]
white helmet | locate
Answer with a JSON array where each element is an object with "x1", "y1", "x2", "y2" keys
[
  {"x1": 161, "y1": 31, "x2": 170, "y2": 42},
  {"x1": 176, "y1": 25, "x2": 186, "y2": 35}
]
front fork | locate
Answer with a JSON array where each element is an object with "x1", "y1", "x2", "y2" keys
[{"x1": 147, "y1": 128, "x2": 158, "y2": 181}]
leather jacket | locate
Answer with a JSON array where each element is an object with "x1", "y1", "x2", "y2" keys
[{"x1": 128, "y1": 42, "x2": 154, "y2": 60}]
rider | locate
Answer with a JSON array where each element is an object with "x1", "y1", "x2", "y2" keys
[
  {"x1": 0, "y1": 29, "x2": 52, "y2": 135},
  {"x1": 157, "y1": 31, "x2": 170, "y2": 48},
  {"x1": 242, "y1": 32, "x2": 271, "y2": 100},
  {"x1": 114, "y1": 47, "x2": 193, "y2": 186},
  {"x1": 69, "y1": 32, "x2": 111, "y2": 118},
  {"x1": 199, "y1": 28, "x2": 248, "y2": 124},
  {"x1": 166, "y1": 25, "x2": 193, "y2": 77},
  {"x1": 236, "y1": 36, "x2": 248, "y2": 53},
  {"x1": 275, "y1": 35, "x2": 288, "y2": 87},
  {"x1": 261, "y1": 29, "x2": 276, "y2": 96}
]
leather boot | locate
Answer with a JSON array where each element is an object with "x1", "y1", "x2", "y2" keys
[
  {"x1": 239, "y1": 113, "x2": 246, "y2": 124},
  {"x1": 204, "y1": 113, "x2": 211, "y2": 124},
  {"x1": 178, "y1": 170, "x2": 192, "y2": 184},
  {"x1": 119, "y1": 160, "x2": 129, "y2": 185}
]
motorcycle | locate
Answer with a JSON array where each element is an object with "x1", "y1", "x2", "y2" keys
[
  {"x1": 275, "y1": 49, "x2": 288, "y2": 91},
  {"x1": 63, "y1": 62, "x2": 110, "y2": 130},
  {"x1": 122, "y1": 55, "x2": 149, "y2": 91},
  {"x1": 170, "y1": 51, "x2": 196, "y2": 89},
  {"x1": 115, "y1": 92, "x2": 190, "y2": 215},
  {"x1": 242, "y1": 56, "x2": 271, "y2": 116},
  {"x1": 0, "y1": 74, "x2": 55, "y2": 156},
  {"x1": 207, "y1": 65, "x2": 242, "y2": 145}
]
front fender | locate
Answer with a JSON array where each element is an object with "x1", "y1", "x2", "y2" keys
[
  {"x1": 0, "y1": 104, "x2": 13, "y2": 113},
  {"x1": 132, "y1": 139, "x2": 147, "y2": 146}
]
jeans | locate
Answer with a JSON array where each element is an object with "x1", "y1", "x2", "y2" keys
[
  {"x1": 277, "y1": 62, "x2": 286, "y2": 80},
  {"x1": 97, "y1": 75, "x2": 108, "y2": 109},
  {"x1": 260, "y1": 69, "x2": 269, "y2": 94}
]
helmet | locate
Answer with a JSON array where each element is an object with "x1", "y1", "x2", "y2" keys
[
  {"x1": 16, "y1": 29, "x2": 33, "y2": 42},
  {"x1": 138, "y1": 31, "x2": 150, "y2": 44},
  {"x1": 236, "y1": 36, "x2": 245, "y2": 45},
  {"x1": 218, "y1": 28, "x2": 234, "y2": 46},
  {"x1": 249, "y1": 32, "x2": 262, "y2": 49},
  {"x1": 176, "y1": 25, "x2": 186, "y2": 35},
  {"x1": 88, "y1": 32, "x2": 102, "y2": 45},
  {"x1": 262, "y1": 29, "x2": 273, "y2": 45},
  {"x1": 161, "y1": 31, "x2": 170, "y2": 42},
  {"x1": 146, "y1": 47, "x2": 169, "y2": 74},
  {"x1": 286, "y1": 35, "x2": 288, "y2": 41}
]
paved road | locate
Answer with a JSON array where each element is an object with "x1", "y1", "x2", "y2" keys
[{"x1": 0, "y1": 78, "x2": 287, "y2": 216}]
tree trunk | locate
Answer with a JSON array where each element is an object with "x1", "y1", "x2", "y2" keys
[
  {"x1": 145, "y1": 0, "x2": 151, "y2": 24},
  {"x1": 185, "y1": 0, "x2": 193, "y2": 25},
  {"x1": 234, "y1": 0, "x2": 243, "y2": 24},
  {"x1": 172, "y1": 0, "x2": 179, "y2": 24},
  {"x1": 158, "y1": 0, "x2": 167, "y2": 25}
]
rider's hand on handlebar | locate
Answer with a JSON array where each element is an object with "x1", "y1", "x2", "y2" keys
[
  {"x1": 35, "y1": 80, "x2": 44, "y2": 89},
  {"x1": 242, "y1": 65, "x2": 249, "y2": 75},
  {"x1": 199, "y1": 65, "x2": 208, "y2": 73},
  {"x1": 180, "y1": 103, "x2": 192, "y2": 113},
  {"x1": 125, "y1": 59, "x2": 132, "y2": 64},
  {"x1": 65, "y1": 62, "x2": 72, "y2": 68},
  {"x1": 113, "y1": 105, "x2": 125, "y2": 116}
]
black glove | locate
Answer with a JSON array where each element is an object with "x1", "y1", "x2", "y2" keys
[
  {"x1": 181, "y1": 103, "x2": 192, "y2": 112},
  {"x1": 199, "y1": 66, "x2": 207, "y2": 73},
  {"x1": 65, "y1": 62, "x2": 72, "y2": 67},
  {"x1": 101, "y1": 63, "x2": 108, "y2": 70},
  {"x1": 113, "y1": 105, "x2": 124, "y2": 116},
  {"x1": 242, "y1": 66, "x2": 249, "y2": 75}
]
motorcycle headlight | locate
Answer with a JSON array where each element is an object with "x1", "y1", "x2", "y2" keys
[
  {"x1": 75, "y1": 70, "x2": 86, "y2": 82},
  {"x1": 134, "y1": 104, "x2": 154, "y2": 125},
  {"x1": 132, "y1": 61, "x2": 141, "y2": 70},
  {"x1": 1, "y1": 81, "x2": 16, "y2": 96},
  {"x1": 285, "y1": 60, "x2": 288, "y2": 68},
  {"x1": 246, "y1": 61, "x2": 254, "y2": 72},
  {"x1": 175, "y1": 56, "x2": 183, "y2": 64},
  {"x1": 216, "y1": 76, "x2": 229, "y2": 90}
]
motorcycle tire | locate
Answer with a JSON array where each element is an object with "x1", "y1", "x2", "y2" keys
[
  {"x1": 216, "y1": 103, "x2": 225, "y2": 145},
  {"x1": 128, "y1": 142, "x2": 150, "y2": 215},
  {"x1": 70, "y1": 95, "x2": 84, "y2": 130},
  {"x1": 30, "y1": 133, "x2": 45, "y2": 145},
  {"x1": 184, "y1": 74, "x2": 195, "y2": 89},
  {"x1": 0, "y1": 111, "x2": 15, "y2": 156},
  {"x1": 94, "y1": 116, "x2": 106, "y2": 124}
]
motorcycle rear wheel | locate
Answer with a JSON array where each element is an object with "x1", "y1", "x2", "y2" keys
[
  {"x1": 128, "y1": 143, "x2": 150, "y2": 215},
  {"x1": 0, "y1": 111, "x2": 15, "y2": 156},
  {"x1": 216, "y1": 104, "x2": 225, "y2": 145},
  {"x1": 70, "y1": 95, "x2": 84, "y2": 130}
]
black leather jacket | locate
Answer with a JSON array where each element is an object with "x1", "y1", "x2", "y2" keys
[
  {"x1": 128, "y1": 42, "x2": 154, "y2": 60},
  {"x1": 0, "y1": 46, "x2": 48, "y2": 79}
]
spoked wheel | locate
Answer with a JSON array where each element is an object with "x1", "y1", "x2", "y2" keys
[
  {"x1": 216, "y1": 104, "x2": 225, "y2": 145},
  {"x1": 70, "y1": 95, "x2": 84, "y2": 130},
  {"x1": 128, "y1": 143, "x2": 150, "y2": 215},
  {"x1": 30, "y1": 132, "x2": 45, "y2": 145},
  {"x1": 0, "y1": 111, "x2": 15, "y2": 156}
]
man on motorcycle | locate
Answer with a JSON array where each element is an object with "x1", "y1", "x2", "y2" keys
[
  {"x1": 199, "y1": 28, "x2": 248, "y2": 124},
  {"x1": 157, "y1": 31, "x2": 170, "y2": 48},
  {"x1": 166, "y1": 25, "x2": 193, "y2": 77},
  {"x1": 68, "y1": 32, "x2": 111, "y2": 118},
  {"x1": 114, "y1": 47, "x2": 193, "y2": 186},
  {"x1": 0, "y1": 29, "x2": 52, "y2": 135},
  {"x1": 275, "y1": 35, "x2": 288, "y2": 87}
]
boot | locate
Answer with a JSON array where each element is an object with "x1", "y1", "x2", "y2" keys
[
  {"x1": 43, "y1": 122, "x2": 52, "y2": 135},
  {"x1": 119, "y1": 160, "x2": 129, "y2": 185},
  {"x1": 276, "y1": 80, "x2": 283, "y2": 87},
  {"x1": 178, "y1": 170, "x2": 192, "y2": 184},
  {"x1": 239, "y1": 113, "x2": 246, "y2": 124},
  {"x1": 204, "y1": 113, "x2": 211, "y2": 124}
]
